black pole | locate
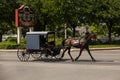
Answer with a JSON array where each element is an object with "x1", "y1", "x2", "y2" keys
[
  {"x1": 0, "y1": 34, "x2": 2, "y2": 42},
  {"x1": 73, "y1": 26, "x2": 76, "y2": 37}
]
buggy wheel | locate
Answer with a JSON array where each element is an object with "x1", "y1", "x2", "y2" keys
[
  {"x1": 31, "y1": 51, "x2": 42, "y2": 59},
  {"x1": 17, "y1": 48, "x2": 30, "y2": 61}
]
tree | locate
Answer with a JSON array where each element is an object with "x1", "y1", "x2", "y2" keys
[
  {"x1": 0, "y1": 0, "x2": 18, "y2": 41},
  {"x1": 92, "y1": 0, "x2": 120, "y2": 42},
  {"x1": 0, "y1": 0, "x2": 120, "y2": 42},
  {"x1": 55, "y1": 0, "x2": 80, "y2": 37},
  {"x1": 23, "y1": 0, "x2": 61, "y2": 31},
  {"x1": 76, "y1": 0, "x2": 120, "y2": 43}
]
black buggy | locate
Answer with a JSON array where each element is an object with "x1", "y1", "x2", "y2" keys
[{"x1": 17, "y1": 31, "x2": 61, "y2": 61}]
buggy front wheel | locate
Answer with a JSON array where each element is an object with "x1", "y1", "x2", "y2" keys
[{"x1": 17, "y1": 48, "x2": 30, "y2": 61}]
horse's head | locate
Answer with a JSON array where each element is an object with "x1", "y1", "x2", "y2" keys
[{"x1": 87, "y1": 32, "x2": 97, "y2": 40}]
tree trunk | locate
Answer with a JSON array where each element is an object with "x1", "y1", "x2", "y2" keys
[
  {"x1": 107, "y1": 21, "x2": 112, "y2": 43},
  {"x1": 0, "y1": 34, "x2": 2, "y2": 42},
  {"x1": 108, "y1": 25, "x2": 112, "y2": 43}
]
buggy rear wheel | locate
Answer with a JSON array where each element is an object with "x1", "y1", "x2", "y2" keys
[{"x1": 17, "y1": 48, "x2": 30, "y2": 61}]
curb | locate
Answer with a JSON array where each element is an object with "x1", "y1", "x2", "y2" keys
[
  {"x1": 90, "y1": 47, "x2": 120, "y2": 51},
  {"x1": 71, "y1": 47, "x2": 120, "y2": 51},
  {"x1": 0, "y1": 47, "x2": 120, "y2": 52},
  {"x1": 0, "y1": 49, "x2": 17, "y2": 52}
]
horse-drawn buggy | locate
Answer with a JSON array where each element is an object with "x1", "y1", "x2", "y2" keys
[
  {"x1": 17, "y1": 29, "x2": 97, "y2": 62},
  {"x1": 17, "y1": 31, "x2": 61, "y2": 61}
]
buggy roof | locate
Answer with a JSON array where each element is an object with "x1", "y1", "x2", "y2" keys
[{"x1": 26, "y1": 31, "x2": 55, "y2": 35}]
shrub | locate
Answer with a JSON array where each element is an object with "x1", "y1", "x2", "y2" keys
[
  {"x1": 0, "y1": 42, "x2": 18, "y2": 49},
  {"x1": 0, "y1": 37, "x2": 25, "y2": 49},
  {"x1": 7, "y1": 37, "x2": 17, "y2": 43}
]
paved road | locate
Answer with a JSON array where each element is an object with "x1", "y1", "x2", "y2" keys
[{"x1": 0, "y1": 50, "x2": 120, "y2": 80}]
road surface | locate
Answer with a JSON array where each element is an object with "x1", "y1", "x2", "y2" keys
[{"x1": 0, "y1": 50, "x2": 120, "y2": 80}]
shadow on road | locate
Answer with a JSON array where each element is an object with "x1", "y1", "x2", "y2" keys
[
  {"x1": 75, "y1": 59, "x2": 114, "y2": 62},
  {"x1": 30, "y1": 58, "x2": 115, "y2": 64},
  {"x1": 31, "y1": 58, "x2": 70, "y2": 62}
]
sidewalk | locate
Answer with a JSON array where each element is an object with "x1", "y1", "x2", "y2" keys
[{"x1": 0, "y1": 47, "x2": 120, "y2": 52}]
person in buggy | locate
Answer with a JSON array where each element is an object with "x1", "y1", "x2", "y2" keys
[{"x1": 80, "y1": 26, "x2": 90, "y2": 45}]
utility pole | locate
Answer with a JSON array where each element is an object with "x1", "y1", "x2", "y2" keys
[{"x1": 64, "y1": 23, "x2": 67, "y2": 39}]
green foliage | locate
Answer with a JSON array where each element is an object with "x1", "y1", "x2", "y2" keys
[
  {"x1": 0, "y1": 37, "x2": 26, "y2": 49},
  {"x1": 7, "y1": 37, "x2": 17, "y2": 43},
  {"x1": 18, "y1": 38, "x2": 26, "y2": 48},
  {"x1": 0, "y1": 42, "x2": 18, "y2": 49},
  {"x1": 0, "y1": 0, "x2": 19, "y2": 35},
  {"x1": 112, "y1": 26, "x2": 120, "y2": 35},
  {"x1": 0, "y1": 0, "x2": 120, "y2": 43},
  {"x1": 90, "y1": 24, "x2": 108, "y2": 36},
  {"x1": 0, "y1": 37, "x2": 18, "y2": 49}
]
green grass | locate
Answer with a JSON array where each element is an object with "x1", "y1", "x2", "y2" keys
[{"x1": 90, "y1": 44, "x2": 120, "y2": 48}]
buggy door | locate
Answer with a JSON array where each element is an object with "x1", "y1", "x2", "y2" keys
[{"x1": 39, "y1": 35, "x2": 46, "y2": 48}]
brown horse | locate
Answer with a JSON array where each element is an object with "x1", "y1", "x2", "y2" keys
[{"x1": 60, "y1": 32, "x2": 97, "y2": 61}]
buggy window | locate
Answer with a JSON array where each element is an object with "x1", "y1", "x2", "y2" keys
[{"x1": 48, "y1": 34, "x2": 55, "y2": 42}]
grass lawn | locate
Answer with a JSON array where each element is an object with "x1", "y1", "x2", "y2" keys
[{"x1": 90, "y1": 44, "x2": 120, "y2": 48}]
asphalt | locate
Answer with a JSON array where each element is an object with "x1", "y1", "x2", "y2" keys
[{"x1": 0, "y1": 49, "x2": 120, "y2": 80}]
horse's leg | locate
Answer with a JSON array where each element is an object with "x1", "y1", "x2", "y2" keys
[
  {"x1": 68, "y1": 48, "x2": 74, "y2": 61},
  {"x1": 75, "y1": 48, "x2": 84, "y2": 61},
  {"x1": 86, "y1": 46, "x2": 96, "y2": 61}
]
